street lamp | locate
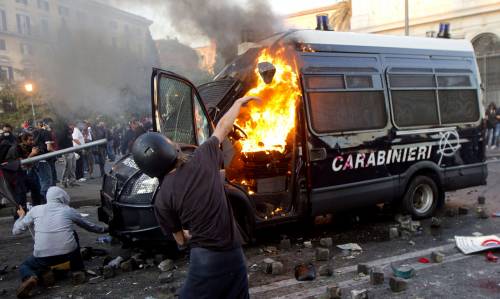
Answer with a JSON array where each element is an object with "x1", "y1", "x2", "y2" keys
[{"x1": 24, "y1": 82, "x2": 35, "y2": 120}]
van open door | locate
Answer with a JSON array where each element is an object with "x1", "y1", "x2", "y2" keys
[{"x1": 151, "y1": 68, "x2": 213, "y2": 146}]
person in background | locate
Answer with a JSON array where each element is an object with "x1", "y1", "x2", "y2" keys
[
  {"x1": 128, "y1": 119, "x2": 145, "y2": 153},
  {"x1": 495, "y1": 104, "x2": 500, "y2": 149},
  {"x1": 13, "y1": 186, "x2": 108, "y2": 298},
  {"x1": 56, "y1": 122, "x2": 76, "y2": 188},
  {"x1": 0, "y1": 123, "x2": 16, "y2": 163},
  {"x1": 112, "y1": 127, "x2": 121, "y2": 157},
  {"x1": 104, "y1": 123, "x2": 115, "y2": 162},
  {"x1": 82, "y1": 122, "x2": 94, "y2": 179},
  {"x1": 43, "y1": 119, "x2": 58, "y2": 186},
  {"x1": 71, "y1": 123, "x2": 85, "y2": 182},
  {"x1": 93, "y1": 122, "x2": 107, "y2": 177},
  {"x1": 5, "y1": 133, "x2": 43, "y2": 209},
  {"x1": 486, "y1": 102, "x2": 497, "y2": 149},
  {"x1": 32, "y1": 121, "x2": 54, "y2": 202}
]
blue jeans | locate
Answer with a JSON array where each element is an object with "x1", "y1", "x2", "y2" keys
[
  {"x1": 106, "y1": 140, "x2": 115, "y2": 162},
  {"x1": 35, "y1": 161, "x2": 52, "y2": 202},
  {"x1": 19, "y1": 247, "x2": 84, "y2": 280},
  {"x1": 14, "y1": 169, "x2": 42, "y2": 208},
  {"x1": 487, "y1": 128, "x2": 496, "y2": 147},
  {"x1": 180, "y1": 247, "x2": 249, "y2": 299},
  {"x1": 495, "y1": 124, "x2": 500, "y2": 147}
]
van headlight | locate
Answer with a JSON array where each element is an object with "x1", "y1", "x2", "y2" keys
[{"x1": 119, "y1": 173, "x2": 159, "y2": 204}]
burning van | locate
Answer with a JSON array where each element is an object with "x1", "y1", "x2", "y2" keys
[{"x1": 98, "y1": 29, "x2": 487, "y2": 244}]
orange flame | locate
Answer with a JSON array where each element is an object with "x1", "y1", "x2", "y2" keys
[{"x1": 236, "y1": 49, "x2": 301, "y2": 153}]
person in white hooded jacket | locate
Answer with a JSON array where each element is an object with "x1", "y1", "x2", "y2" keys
[{"x1": 12, "y1": 186, "x2": 108, "y2": 298}]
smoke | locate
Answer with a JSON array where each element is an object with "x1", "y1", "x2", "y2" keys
[
  {"x1": 114, "y1": 0, "x2": 281, "y2": 64},
  {"x1": 163, "y1": 0, "x2": 281, "y2": 63},
  {"x1": 32, "y1": 7, "x2": 158, "y2": 120}
]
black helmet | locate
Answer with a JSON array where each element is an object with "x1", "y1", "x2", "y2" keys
[{"x1": 132, "y1": 132, "x2": 177, "y2": 178}]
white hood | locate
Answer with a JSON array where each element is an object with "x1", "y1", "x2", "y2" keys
[{"x1": 46, "y1": 186, "x2": 70, "y2": 205}]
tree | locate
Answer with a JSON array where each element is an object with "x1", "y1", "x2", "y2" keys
[{"x1": 0, "y1": 83, "x2": 53, "y2": 127}]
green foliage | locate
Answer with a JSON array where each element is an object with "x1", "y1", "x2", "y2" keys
[{"x1": 0, "y1": 83, "x2": 53, "y2": 127}]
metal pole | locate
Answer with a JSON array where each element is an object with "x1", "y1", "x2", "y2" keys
[
  {"x1": 30, "y1": 96, "x2": 36, "y2": 120},
  {"x1": 405, "y1": 0, "x2": 409, "y2": 36},
  {"x1": 21, "y1": 138, "x2": 107, "y2": 165}
]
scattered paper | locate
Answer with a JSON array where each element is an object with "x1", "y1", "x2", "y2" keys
[
  {"x1": 337, "y1": 243, "x2": 362, "y2": 251},
  {"x1": 455, "y1": 235, "x2": 500, "y2": 254},
  {"x1": 80, "y1": 213, "x2": 89, "y2": 217}
]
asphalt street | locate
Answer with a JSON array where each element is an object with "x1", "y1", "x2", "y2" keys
[{"x1": 0, "y1": 159, "x2": 499, "y2": 298}]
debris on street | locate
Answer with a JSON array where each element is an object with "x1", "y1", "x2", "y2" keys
[
  {"x1": 325, "y1": 284, "x2": 342, "y2": 299},
  {"x1": 357, "y1": 263, "x2": 370, "y2": 275},
  {"x1": 485, "y1": 251, "x2": 498, "y2": 262},
  {"x1": 418, "y1": 257, "x2": 430, "y2": 263},
  {"x1": 391, "y1": 264, "x2": 415, "y2": 279},
  {"x1": 430, "y1": 217, "x2": 442, "y2": 228},
  {"x1": 158, "y1": 259, "x2": 175, "y2": 272},
  {"x1": 455, "y1": 235, "x2": 500, "y2": 254},
  {"x1": 280, "y1": 238, "x2": 291, "y2": 250},
  {"x1": 389, "y1": 226, "x2": 399, "y2": 239},
  {"x1": 351, "y1": 288, "x2": 369, "y2": 299},
  {"x1": 476, "y1": 207, "x2": 489, "y2": 219},
  {"x1": 316, "y1": 247, "x2": 330, "y2": 261},
  {"x1": 369, "y1": 267, "x2": 385, "y2": 285},
  {"x1": 389, "y1": 276, "x2": 408, "y2": 292},
  {"x1": 337, "y1": 243, "x2": 362, "y2": 251},
  {"x1": 319, "y1": 237, "x2": 333, "y2": 248},
  {"x1": 262, "y1": 258, "x2": 283, "y2": 275},
  {"x1": 294, "y1": 263, "x2": 316, "y2": 281},
  {"x1": 431, "y1": 251, "x2": 445, "y2": 263},
  {"x1": 318, "y1": 262, "x2": 334, "y2": 277}
]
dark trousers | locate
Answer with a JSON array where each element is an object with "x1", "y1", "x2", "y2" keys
[
  {"x1": 75, "y1": 152, "x2": 84, "y2": 180},
  {"x1": 94, "y1": 147, "x2": 105, "y2": 177},
  {"x1": 34, "y1": 161, "x2": 52, "y2": 202},
  {"x1": 19, "y1": 232, "x2": 83, "y2": 280},
  {"x1": 14, "y1": 170, "x2": 42, "y2": 208},
  {"x1": 48, "y1": 159, "x2": 57, "y2": 186},
  {"x1": 180, "y1": 247, "x2": 249, "y2": 299}
]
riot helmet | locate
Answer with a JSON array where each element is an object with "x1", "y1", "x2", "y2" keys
[{"x1": 132, "y1": 132, "x2": 177, "y2": 178}]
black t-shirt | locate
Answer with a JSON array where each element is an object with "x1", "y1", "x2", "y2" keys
[
  {"x1": 487, "y1": 107, "x2": 497, "y2": 128},
  {"x1": 154, "y1": 136, "x2": 241, "y2": 251},
  {"x1": 33, "y1": 128, "x2": 52, "y2": 154}
]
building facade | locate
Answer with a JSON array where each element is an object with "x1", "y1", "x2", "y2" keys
[
  {"x1": 350, "y1": 0, "x2": 500, "y2": 106},
  {"x1": 0, "y1": 0, "x2": 154, "y2": 113},
  {"x1": 284, "y1": 0, "x2": 500, "y2": 105}
]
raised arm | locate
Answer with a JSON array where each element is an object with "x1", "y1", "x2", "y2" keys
[{"x1": 212, "y1": 96, "x2": 260, "y2": 144}]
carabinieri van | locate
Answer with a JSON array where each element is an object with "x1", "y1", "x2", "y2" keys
[{"x1": 98, "y1": 29, "x2": 487, "y2": 245}]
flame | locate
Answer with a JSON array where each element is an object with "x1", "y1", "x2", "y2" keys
[{"x1": 236, "y1": 49, "x2": 301, "y2": 153}]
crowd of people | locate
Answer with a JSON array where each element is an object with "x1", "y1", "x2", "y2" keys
[
  {"x1": 486, "y1": 102, "x2": 500, "y2": 149},
  {"x1": 0, "y1": 117, "x2": 150, "y2": 211}
]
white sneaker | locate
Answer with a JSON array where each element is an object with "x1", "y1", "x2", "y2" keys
[
  {"x1": 78, "y1": 178, "x2": 87, "y2": 182},
  {"x1": 492, "y1": 145, "x2": 497, "y2": 150}
]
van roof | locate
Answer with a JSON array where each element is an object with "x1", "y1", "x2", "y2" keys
[{"x1": 281, "y1": 30, "x2": 474, "y2": 54}]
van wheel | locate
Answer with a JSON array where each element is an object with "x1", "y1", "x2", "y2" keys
[{"x1": 402, "y1": 176, "x2": 438, "y2": 219}]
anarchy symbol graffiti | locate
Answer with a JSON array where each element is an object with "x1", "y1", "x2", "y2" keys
[{"x1": 437, "y1": 130, "x2": 461, "y2": 166}]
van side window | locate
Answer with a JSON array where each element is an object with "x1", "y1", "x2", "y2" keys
[
  {"x1": 305, "y1": 74, "x2": 387, "y2": 134},
  {"x1": 437, "y1": 75, "x2": 478, "y2": 124},
  {"x1": 158, "y1": 75, "x2": 196, "y2": 144},
  {"x1": 388, "y1": 70, "x2": 479, "y2": 127}
]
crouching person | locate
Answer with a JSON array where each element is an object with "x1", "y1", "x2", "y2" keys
[{"x1": 12, "y1": 186, "x2": 108, "y2": 298}]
